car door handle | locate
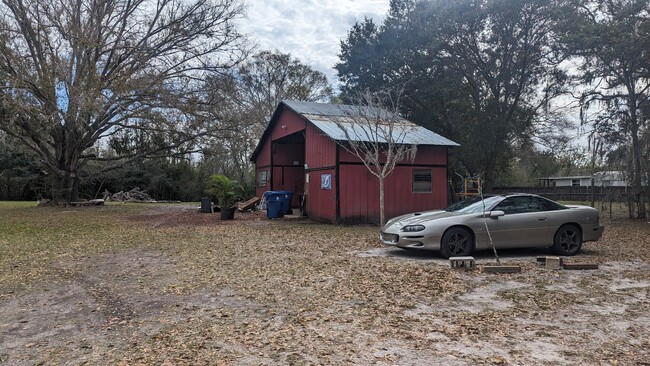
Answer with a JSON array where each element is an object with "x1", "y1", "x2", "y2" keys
[{"x1": 538, "y1": 217, "x2": 548, "y2": 221}]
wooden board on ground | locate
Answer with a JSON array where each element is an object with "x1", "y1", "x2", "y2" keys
[
  {"x1": 238, "y1": 197, "x2": 261, "y2": 211},
  {"x1": 482, "y1": 265, "x2": 522, "y2": 273},
  {"x1": 563, "y1": 263, "x2": 599, "y2": 270}
]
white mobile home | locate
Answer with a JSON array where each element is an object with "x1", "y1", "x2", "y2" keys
[{"x1": 539, "y1": 171, "x2": 628, "y2": 187}]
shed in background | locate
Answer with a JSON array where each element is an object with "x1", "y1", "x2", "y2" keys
[{"x1": 539, "y1": 171, "x2": 629, "y2": 187}]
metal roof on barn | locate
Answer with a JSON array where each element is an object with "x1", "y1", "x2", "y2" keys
[
  {"x1": 282, "y1": 100, "x2": 459, "y2": 146},
  {"x1": 250, "y1": 100, "x2": 459, "y2": 162}
]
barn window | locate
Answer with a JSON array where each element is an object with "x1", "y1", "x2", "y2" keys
[
  {"x1": 258, "y1": 171, "x2": 269, "y2": 186},
  {"x1": 571, "y1": 179, "x2": 580, "y2": 186},
  {"x1": 412, "y1": 169, "x2": 432, "y2": 193}
]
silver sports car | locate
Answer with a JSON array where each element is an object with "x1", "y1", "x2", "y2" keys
[{"x1": 380, "y1": 194, "x2": 604, "y2": 258}]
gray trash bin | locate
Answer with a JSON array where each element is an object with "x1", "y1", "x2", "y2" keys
[{"x1": 200, "y1": 197, "x2": 213, "y2": 213}]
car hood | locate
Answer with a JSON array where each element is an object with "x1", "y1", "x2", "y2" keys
[{"x1": 385, "y1": 210, "x2": 465, "y2": 228}]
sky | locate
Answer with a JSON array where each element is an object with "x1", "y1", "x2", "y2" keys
[{"x1": 238, "y1": 0, "x2": 391, "y2": 89}]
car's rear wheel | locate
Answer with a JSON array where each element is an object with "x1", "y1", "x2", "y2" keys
[
  {"x1": 552, "y1": 224, "x2": 582, "y2": 256},
  {"x1": 440, "y1": 227, "x2": 473, "y2": 258}
]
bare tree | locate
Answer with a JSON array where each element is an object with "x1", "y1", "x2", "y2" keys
[
  {"x1": 334, "y1": 90, "x2": 418, "y2": 226},
  {"x1": 0, "y1": 0, "x2": 246, "y2": 203},
  {"x1": 236, "y1": 50, "x2": 334, "y2": 124},
  {"x1": 202, "y1": 50, "x2": 333, "y2": 194},
  {"x1": 206, "y1": 50, "x2": 333, "y2": 139}
]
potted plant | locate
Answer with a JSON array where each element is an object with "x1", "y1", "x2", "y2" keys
[{"x1": 206, "y1": 174, "x2": 241, "y2": 220}]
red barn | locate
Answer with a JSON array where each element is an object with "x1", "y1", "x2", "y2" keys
[{"x1": 250, "y1": 101, "x2": 459, "y2": 224}]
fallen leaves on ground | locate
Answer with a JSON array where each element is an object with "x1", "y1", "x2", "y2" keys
[{"x1": 0, "y1": 202, "x2": 648, "y2": 365}]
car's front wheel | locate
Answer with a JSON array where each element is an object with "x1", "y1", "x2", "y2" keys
[
  {"x1": 552, "y1": 224, "x2": 582, "y2": 256},
  {"x1": 440, "y1": 227, "x2": 473, "y2": 258}
]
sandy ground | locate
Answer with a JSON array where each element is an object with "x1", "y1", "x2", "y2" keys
[{"x1": 0, "y1": 205, "x2": 648, "y2": 365}]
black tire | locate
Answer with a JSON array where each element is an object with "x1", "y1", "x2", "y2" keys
[
  {"x1": 552, "y1": 224, "x2": 582, "y2": 256},
  {"x1": 440, "y1": 227, "x2": 473, "y2": 258}
]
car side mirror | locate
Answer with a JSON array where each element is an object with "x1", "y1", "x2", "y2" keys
[{"x1": 490, "y1": 210, "x2": 505, "y2": 218}]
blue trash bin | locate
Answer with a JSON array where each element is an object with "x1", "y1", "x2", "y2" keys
[
  {"x1": 264, "y1": 191, "x2": 285, "y2": 219},
  {"x1": 276, "y1": 191, "x2": 294, "y2": 215},
  {"x1": 266, "y1": 200, "x2": 283, "y2": 219}
]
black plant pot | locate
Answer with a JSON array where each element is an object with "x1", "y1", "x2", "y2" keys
[{"x1": 220, "y1": 207, "x2": 236, "y2": 220}]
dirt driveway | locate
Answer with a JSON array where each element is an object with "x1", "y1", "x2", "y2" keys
[{"x1": 0, "y1": 204, "x2": 648, "y2": 365}]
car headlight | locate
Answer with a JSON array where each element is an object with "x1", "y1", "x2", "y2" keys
[{"x1": 401, "y1": 225, "x2": 425, "y2": 232}]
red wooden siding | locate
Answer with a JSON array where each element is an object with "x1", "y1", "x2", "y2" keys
[
  {"x1": 255, "y1": 140, "x2": 271, "y2": 198},
  {"x1": 271, "y1": 109, "x2": 306, "y2": 140},
  {"x1": 338, "y1": 145, "x2": 446, "y2": 165},
  {"x1": 304, "y1": 123, "x2": 336, "y2": 169},
  {"x1": 256, "y1": 142, "x2": 271, "y2": 167},
  {"x1": 302, "y1": 122, "x2": 337, "y2": 221},
  {"x1": 338, "y1": 145, "x2": 448, "y2": 223},
  {"x1": 339, "y1": 164, "x2": 448, "y2": 223},
  {"x1": 255, "y1": 139, "x2": 271, "y2": 199},
  {"x1": 410, "y1": 145, "x2": 447, "y2": 165},
  {"x1": 338, "y1": 165, "x2": 379, "y2": 222},
  {"x1": 305, "y1": 169, "x2": 337, "y2": 223}
]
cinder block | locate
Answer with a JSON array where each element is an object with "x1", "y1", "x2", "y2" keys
[
  {"x1": 545, "y1": 256, "x2": 563, "y2": 270},
  {"x1": 536, "y1": 256, "x2": 547, "y2": 265},
  {"x1": 449, "y1": 256, "x2": 476, "y2": 270}
]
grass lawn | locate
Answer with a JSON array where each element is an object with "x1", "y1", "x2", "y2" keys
[{"x1": 0, "y1": 202, "x2": 649, "y2": 365}]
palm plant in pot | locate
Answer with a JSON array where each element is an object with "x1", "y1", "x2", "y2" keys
[{"x1": 206, "y1": 174, "x2": 241, "y2": 220}]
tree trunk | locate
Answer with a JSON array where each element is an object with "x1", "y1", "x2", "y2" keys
[
  {"x1": 5, "y1": 172, "x2": 10, "y2": 200},
  {"x1": 629, "y1": 119, "x2": 646, "y2": 219},
  {"x1": 52, "y1": 170, "x2": 80, "y2": 204},
  {"x1": 631, "y1": 154, "x2": 646, "y2": 220},
  {"x1": 483, "y1": 159, "x2": 497, "y2": 193},
  {"x1": 646, "y1": 169, "x2": 650, "y2": 219},
  {"x1": 379, "y1": 176, "x2": 385, "y2": 227},
  {"x1": 627, "y1": 96, "x2": 646, "y2": 219},
  {"x1": 48, "y1": 124, "x2": 84, "y2": 205},
  {"x1": 590, "y1": 147, "x2": 597, "y2": 208}
]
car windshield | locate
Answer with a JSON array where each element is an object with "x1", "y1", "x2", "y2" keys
[{"x1": 444, "y1": 195, "x2": 503, "y2": 213}]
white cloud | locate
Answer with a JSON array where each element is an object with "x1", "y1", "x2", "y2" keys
[{"x1": 238, "y1": 0, "x2": 390, "y2": 90}]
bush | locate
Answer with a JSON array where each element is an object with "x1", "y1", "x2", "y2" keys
[{"x1": 206, "y1": 174, "x2": 242, "y2": 208}]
